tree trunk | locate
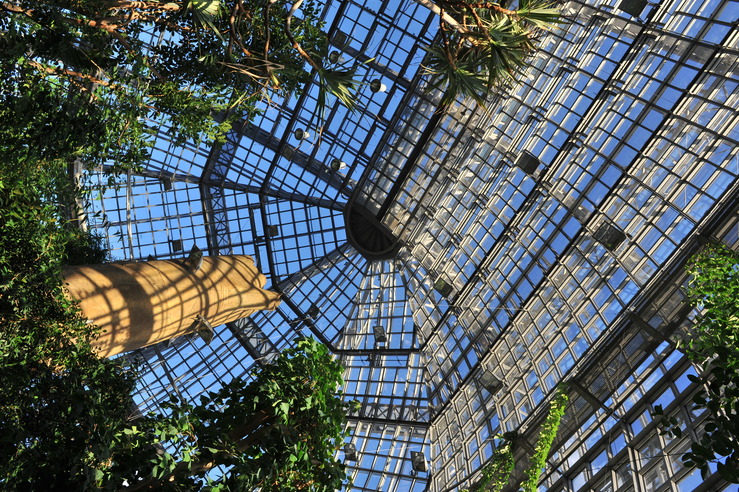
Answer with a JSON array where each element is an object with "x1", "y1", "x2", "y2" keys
[{"x1": 411, "y1": 0, "x2": 470, "y2": 34}]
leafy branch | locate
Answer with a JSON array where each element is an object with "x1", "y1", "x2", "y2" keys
[
  {"x1": 654, "y1": 244, "x2": 739, "y2": 483},
  {"x1": 113, "y1": 337, "x2": 352, "y2": 491}
]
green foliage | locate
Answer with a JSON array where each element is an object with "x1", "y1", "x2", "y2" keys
[
  {"x1": 420, "y1": 0, "x2": 564, "y2": 108},
  {"x1": 684, "y1": 244, "x2": 739, "y2": 359},
  {"x1": 60, "y1": 227, "x2": 110, "y2": 265},
  {"x1": 0, "y1": 155, "x2": 351, "y2": 489},
  {"x1": 0, "y1": 14, "x2": 148, "y2": 171},
  {"x1": 0, "y1": 161, "x2": 137, "y2": 490},
  {"x1": 0, "y1": 0, "x2": 329, "y2": 171},
  {"x1": 459, "y1": 387, "x2": 567, "y2": 492},
  {"x1": 521, "y1": 383, "x2": 569, "y2": 492},
  {"x1": 110, "y1": 337, "x2": 351, "y2": 491},
  {"x1": 461, "y1": 387, "x2": 567, "y2": 492},
  {"x1": 461, "y1": 432, "x2": 516, "y2": 492},
  {"x1": 316, "y1": 67, "x2": 362, "y2": 116},
  {"x1": 655, "y1": 244, "x2": 739, "y2": 483}
]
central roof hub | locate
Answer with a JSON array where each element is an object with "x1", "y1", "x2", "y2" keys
[{"x1": 344, "y1": 203, "x2": 401, "y2": 260}]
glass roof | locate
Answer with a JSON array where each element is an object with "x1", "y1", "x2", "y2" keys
[{"x1": 83, "y1": 0, "x2": 739, "y2": 490}]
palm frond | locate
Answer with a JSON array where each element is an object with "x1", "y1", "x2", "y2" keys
[
  {"x1": 317, "y1": 67, "x2": 360, "y2": 113},
  {"x1": 446, "y1": 67, "x2": 489, "y2": 108},
  {"x1": 479, "y1": 23, "x2": 536, "y2": 86},
  {"x1": 421, "y1": 45, "x2": 489, "y2": 109},
  {"x1": 516, "y1": 0, "x2": 566, "y2": 31},
  {"x1": 185, "y1": 0, "x2": 224, "y2": 39},
  {"x1": 420, "y1": 0, "x2": 563, "y2": 108}
]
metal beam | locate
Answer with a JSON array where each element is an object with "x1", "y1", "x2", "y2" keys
[
  {"x1": 226, "y1": 318, "x2": 280, "y2": 365},
  {"x1": 335, "y1": 348, "x2": 421, "y2": 357},
  {"x1": 375, "y1": 108, "x2": 446, "y2": 219}
]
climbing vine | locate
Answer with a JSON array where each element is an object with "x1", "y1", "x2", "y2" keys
[
  {"x1": 461, "y1": 432, "x2": 516, "y2": 492},
  {"x1": 521, "y1": 383, "x2": 569, "y2": 492}
]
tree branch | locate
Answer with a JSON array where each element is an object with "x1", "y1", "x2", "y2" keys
[
  {"x1": 106, "y1": 0, "x2": 181, "y2": 11},
  {"x1": 441, "y1": 1, "x2": 518, "y2": 16},
  {"x1": 285, "y1": 0, "x2": 322, "y2": 72},
  {"x1": 413, "y1": 0, "x2": 470, "y2": 34},
  {"x1": 264, "y1": 0, "x2": 279, "y2": 64},
  {"x1": 27, "y1": 60, "x2": 116, "y2": 91}
]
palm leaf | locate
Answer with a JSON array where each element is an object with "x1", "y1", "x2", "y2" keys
[
  {"x1": 185, "y1": 0, "x2": 224, "y2": 40},
  {"x1": 420, "y1": 0, "x2": 563, "y2": 109},
  {"x1": 516, "y1": 0, "x2": 566, "y2": 31},
  {"x1": 316, "y1": 67, "x2": 360, "y2": 113},
  {"x1": 421, "y1": 45, "x2": 489, "y2": 108},
  {"x1": 479, "y1": 23, "x2": 536, "y2": 86}
]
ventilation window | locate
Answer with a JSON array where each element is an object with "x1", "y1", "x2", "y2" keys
[
  {"x1": 411, "y1": 451, "x2": 427, "y2": 473},
  {"x1": 618, "y1": 0, "x2": 647, "y2": 17},
  {"x1": 515, "y1": 151, "x2": 541, "y2": 175},
  {"x1": 593, "y1": 222, "x2": 627, "y2": 250},
  {"x1": 434, "y1": 278, "x2": 453, "y2": 297}
]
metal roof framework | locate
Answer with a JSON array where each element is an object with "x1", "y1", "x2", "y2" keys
[{"x1": 84, "y1": 0, "x2": 739, "y2": 490}]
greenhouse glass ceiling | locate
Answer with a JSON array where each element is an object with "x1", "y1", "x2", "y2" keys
[{"x1": 83, "y1": 0, "x2": 739, "y2": 490}]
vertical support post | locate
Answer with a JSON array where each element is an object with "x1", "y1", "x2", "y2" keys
[{"x1": 63, "y1": 255, "x2": 281, "y2": 357}]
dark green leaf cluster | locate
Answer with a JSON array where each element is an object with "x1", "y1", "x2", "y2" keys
[
  {"x1": 111, "y1": 337, "x2": 351, "y2": 491},
  {"x1": 0, "y1": 0, "x2": 330, "y2": 172},
  {"x1": 0, "y1": 9, "x2": 149, "y2": 170},
  {"x1": 655, "y1": 244, "x2": 739, "y2": 483},
  {"x1": 152, "y1": 0, "x2": 327, "y2": 96},
  {"x1": 60, "y1": 227, "x2": 111, "y2": 266},
  {"x1": 0, "y1": 162, "x2": 137, "y2": 490}
]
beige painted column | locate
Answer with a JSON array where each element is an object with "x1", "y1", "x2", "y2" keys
[{"x1": 63, "y1": 255, "x2": 281, "y2": 358}]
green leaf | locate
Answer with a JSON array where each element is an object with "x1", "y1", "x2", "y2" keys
[
  {"x1": 687, "y1": 374, "x2": 702, "y2": 384},
  {"x1": 693, "y1": 393, "x2": 707, "y2": 405},
  {"x1": 717, "y1": 461, "x2": 739, "y2": 482}
]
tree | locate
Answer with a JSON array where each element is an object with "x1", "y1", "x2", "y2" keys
[
  {"x1": 654, "y1": 244, "x2": 739, "y2": 483},
  {"x1": 0, "y1": 160, "x2": 138, "y2": 490},
  {"x1": 414, "y1": 0, "x2": 562, "y2": 108},
  {"x1": 0, "y1": 194, "x2": 350, "y2": 490},
  {"x1": 0, "y1": 0, "x2": 334, "y2": 171},
  {"x1": 106, "y1": 337, "x2": 352, "y2": 491},
  {"x1": 0, "y1": 158, "x2": 351, "y2": 489},
  {"x1": 1, "y1": 0, "x2": 562, "y2": 176}
]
